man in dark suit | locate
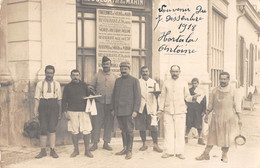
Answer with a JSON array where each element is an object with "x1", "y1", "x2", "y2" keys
[{"x1": 112, "y1": 61, "x2": 141, "y2": 160}]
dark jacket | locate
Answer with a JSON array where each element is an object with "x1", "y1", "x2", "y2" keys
[
  {"x1": 62, "y1": 81, "x2": 90, "y2": 112},
  {"x1": 112, "y1": 75, "x2": 141, "y2": 116}
]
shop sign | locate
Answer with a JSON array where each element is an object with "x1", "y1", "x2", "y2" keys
[{"x1": 82, "y1": 0, "x2": 145, "y2": 9}]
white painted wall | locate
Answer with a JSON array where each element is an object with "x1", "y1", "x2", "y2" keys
[{"x1": 152, "y1": 0, "x2": 209, "y2": 84}]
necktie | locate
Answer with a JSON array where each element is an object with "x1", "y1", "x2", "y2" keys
[{"x1": 47, "y1": 82, "x2": 51, "y2": 93}]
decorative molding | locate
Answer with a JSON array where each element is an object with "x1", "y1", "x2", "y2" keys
[
  {"x1": 212, "y1": 0, "x2": 229, "y2": 18},
  {"x1": 237, "y1": 0, "x2": 260, "y2": 30}
]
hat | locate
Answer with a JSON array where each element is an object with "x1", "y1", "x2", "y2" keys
[
  {"x1": 23, "y1": 119, "x2": 40, "y2": 139},
  {"x1": 119, "y1": 61, "x2": 130, "y2": 68},
  {"x1": 102, "y1": 56, "x2": 111, "y2": 63}
]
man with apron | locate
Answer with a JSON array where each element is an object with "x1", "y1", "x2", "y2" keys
[{"x1": 196, "y1": 72, "x2": 242, "y2": 163}]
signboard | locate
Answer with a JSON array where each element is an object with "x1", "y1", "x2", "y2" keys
[
  {"x1": 82, "y1": 0, "x2": 145, "y2": 9},
  {"x1": 96, "y1": 9, "x2": 132, "y2": 74}
]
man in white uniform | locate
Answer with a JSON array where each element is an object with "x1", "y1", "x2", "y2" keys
[{"x1": 157, "y1": 65, "x2": 197, "y2": 159}]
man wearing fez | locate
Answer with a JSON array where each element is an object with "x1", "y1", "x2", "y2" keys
[
  {"x1": 62, "y1": 69, "x2": 93, "y2": 158},
  {"x1": 34, "y1": 65, "x2": 62, "y2": 159},
  {"x1": 89, "y1": 56, "x2": 117, "y2": 151},
  {"x1": 112, "y1": 61, "x2": 141, "y2": 159},
  {"x1": 185, "y1": 77, "x2": 207, "y2": 145},
  {"x1": 135, "y1": 66, "x2": 163, "y2": 153},
  {"x1": 157, "y1": 65, "x2": 195, "y2": 159},
  {"x1": 196, "y1": 72, "x2": 242, "y2": 163}
]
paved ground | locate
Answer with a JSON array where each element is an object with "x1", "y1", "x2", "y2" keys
[{"x1": 1, "y1": 104, "x2": 260, "y2": 168}]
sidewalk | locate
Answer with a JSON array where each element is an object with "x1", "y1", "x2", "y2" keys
[{"x1": 1, "y1": 107, "x2": 260, "y2": 168}]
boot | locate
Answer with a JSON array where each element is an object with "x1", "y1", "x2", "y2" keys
[
  {"x1": 50, "y1": 148, "x2": 59, "y2": 158},
  {"x1": 115, "y1": 147, "x2": 127, "y2": 155},
  {"x1": 153, "y1": 143, "x2": 163, "y2": 153},
  {"x1": 139, "y1": 142, "x2": 148, "y2": 151},
  {"x1": 35, "y1": 148, "x2": 47, "y2": 159},
  {"x1": 125, "y1": 133, "x2": 133, "y2": 160},
  {"x1": 103, "y1": 141, "x2": 112, "y2": 151},
  {"x1": 176, "y1": 154, "x2": 185, "y2": 160},
  {"x1": 35, "y1": 136, "x2": 47, "y2": 159},
  {"x1": 195, "y1": 152, "x2": 210, "y2": 160},
  {"x1": 221, "y1": 147, "x2": 229, "y2": 163},
  {"x1": 83, "y1": 134, "x2": 94, "y2": 158},
  {"x1": 116, "y1": 132, "x2": 127, "y2": 155},
  {"x1": 195, "y1": 145, "x2": 213, "y2": 161},
  {"x1": 90, "y1": 142, "x2": 98, "y2": 151},
  {"x1": 70, "y1": 134, "x2": 79, "y2": 157}
]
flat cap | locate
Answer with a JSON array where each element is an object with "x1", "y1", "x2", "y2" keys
[
  {"x1": 102, "y1": 56, "x2": 111, "y2": 63},
  {"x1": 119, "y1": 61, "x2": 130, "y2": 68}
]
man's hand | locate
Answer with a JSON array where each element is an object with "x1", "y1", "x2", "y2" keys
[
  {"x1": 64, "y1": 112, "x2": 70, "y2": 120},
  {"x1": 132, "y1": 111, "x2": 138, "y2": 118},
  {"x1": 88, "y1": 86, "x2": 96, "y2": 95},
  {"x1": 156, "y1": 110, "x2": 164, "y2": 119},
  {"x1": 193, "y1": 94, "x2": 201, "y2": 98},
  {"x1": 111, "y1": 110, "x2": 115, "y2": 117},
  {"x1": 33, "y1": 110, "x2": 39, "y2": 119}
]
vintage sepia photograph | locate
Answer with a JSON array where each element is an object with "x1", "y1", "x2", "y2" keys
[{"x1": 0, "y1": 0, "x2": 260, "y2": 167}]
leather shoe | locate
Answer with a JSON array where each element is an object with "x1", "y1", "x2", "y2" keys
[
  {"x1": 125, "y1": 151, "x2": 132, "y2": 160},
  {"x1": 90, "y1": 143, "x2": 98, "y2": 151},
  {"x1": 70, "y1": 150, "x2": 79, "y2": 158},
  {"x1": 139, "y1": 145, "x2": 148, "y2": 151},
  {"x1": 115, "y1": 148, "x2": 127, "y2": 155},
  {"x1": 50, "y1": 148, "x2": 59, "y2": 158},
  {"x1": 153, "y1": 144, "x2": 163, "y2": 153},
  {"x1": 195, "y1": 153, "x2": 210, "y2": 160},
  {"x1": 103, "y1": 143, "x2": 113, "y2": 151},
  {"x1": 85, "y1": 150, "x2": 94, "y2": 158},
  {"x1": 176, "y1": 154, "x2": 185, "y2": 159},
  {"x1": 161, "y1": 153, "x2": 174, "y2": 158},
  {"x1": 35, "y1": 149, "x2": 47, "y2": 159}
]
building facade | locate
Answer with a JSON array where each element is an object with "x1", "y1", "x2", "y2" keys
[{"x1": 0, "y1": 0, "x2": 259, "y2": 146}]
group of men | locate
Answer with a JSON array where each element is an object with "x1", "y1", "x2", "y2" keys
[{"x1": 33, "y1": 56, "x2": 242, "y2": 163}]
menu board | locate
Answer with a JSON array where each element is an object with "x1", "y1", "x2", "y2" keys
[{"x1": 96, "y1": 9, "x2": 132, "y2": 74}]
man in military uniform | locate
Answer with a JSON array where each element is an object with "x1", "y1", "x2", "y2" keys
[
  {"x1": 112, "y1": 61, "x2": 141, "y2": 160},
  {"x1": 89, "y1": 56, "x2": 117, "y2": 151}
]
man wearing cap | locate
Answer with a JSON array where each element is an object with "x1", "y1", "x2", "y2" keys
[
  {"x1": 34, "y1": 65, "x2": 62, "y2": 159},
  {"x1": 89, "y1": 56, "x2": 117, "y2": 151},
  {"x1": 135, "y1": 66, "x2": 163, "y2": 153},
  {"x1": 112, "y1": 61, "x2": 141, "y2": 160},
  {"x1": 62, "y1": 69, "x2": 93, "y2": 158}
]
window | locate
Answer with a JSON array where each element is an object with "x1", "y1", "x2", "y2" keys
[
  {"x1": 249, "y1": 44, "x2": 254, "y2": 86},
  {"x1": 210, "y1": 10, "x2": 225, "y2": 87},
  {"x1": 76, "y1": 1, "x2": 152, "y2": 83}
]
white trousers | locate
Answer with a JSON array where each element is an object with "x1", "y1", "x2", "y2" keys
[
  {"x1": 163, "y1": 113, "x2": 186, "y2": 155},
  {"x1": 67, "y1": 111, "x2": 92, "y2": 135}
]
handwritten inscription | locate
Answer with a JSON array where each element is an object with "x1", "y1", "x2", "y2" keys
[{"x1": 154, "y1": 4, "x2": 207, "y2": 55}]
